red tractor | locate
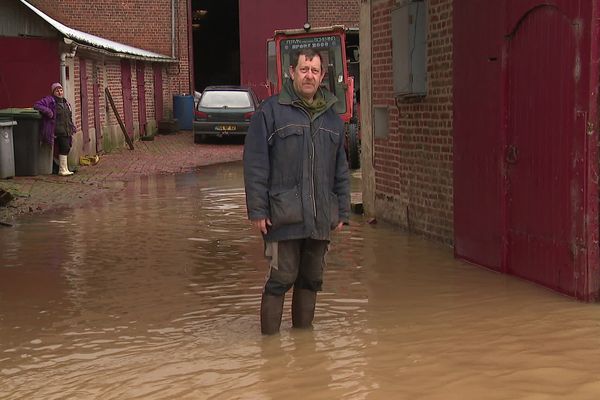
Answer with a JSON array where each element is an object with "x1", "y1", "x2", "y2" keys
[{"x1": 266, "y1": 24, "x2": 361, "y2": 169}]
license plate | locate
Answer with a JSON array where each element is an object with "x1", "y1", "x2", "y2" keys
[{"x1": 215, "y1": 125, "x2": 236, "y2": 131}]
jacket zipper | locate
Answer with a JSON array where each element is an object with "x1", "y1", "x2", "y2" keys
[
  {"x1": 310, "y1": 120, "x2": 317, "y2": 219},
  {"x1": 293, "y1": 102, "x2": 318, "y2": 220}
]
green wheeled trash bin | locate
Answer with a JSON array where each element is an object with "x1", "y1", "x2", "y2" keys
[
  {"x1": 0, "y1": 108, "x2": 49, "y2": 176},
  {"x1": 0, "y1": 120, "x2": 16, "y2": 179}
]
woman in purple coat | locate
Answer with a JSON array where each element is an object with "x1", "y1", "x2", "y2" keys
[{"x1": 33, "y1": 83, "x2": 76, "y2": 176}]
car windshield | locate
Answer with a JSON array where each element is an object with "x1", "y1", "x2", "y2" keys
[{"x1": 199, "y1": 91, "x2": 251, "y2": 108}]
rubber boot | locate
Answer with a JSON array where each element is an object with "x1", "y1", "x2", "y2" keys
[
  {"x1": 291, "y1": 288, "x2": 317, "y2": 329},
  {"x1": 58, "y1": 155, "x2": 73, "y2": 176},
  {"x1": 260, "y1": 293, "x2": 285, "y2": 335}
]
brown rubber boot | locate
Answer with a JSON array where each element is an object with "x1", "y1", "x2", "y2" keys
[
  {"x1": 291, "y1": 288, "x2": 317, "y2": 329},
  {"x1": 260, "y1": 293, "x2": 285, "y2": 335}
]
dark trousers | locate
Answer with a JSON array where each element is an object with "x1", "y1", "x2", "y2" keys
[
  {"x1": 55, "y1": 136, "x2": 71, "y2": 156},
  {"x1": 264, "y1": 238, "x2": 329, "y2": 296}
]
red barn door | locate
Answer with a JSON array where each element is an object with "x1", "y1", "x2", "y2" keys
[
  {"x1": 0, "y1": 37, "x2": 59, "y2": 108},
  {"x1": 79, "y1": 58, "x2": 90, "y2": 152},
  {"x1": 504, "y1": 4, "x2": 592, "y2": 298},
  {"x1": 121, "y1": 60, "x2": 134, "y2": 138},
  {"x1": 454, "y1": 0, "x2": 599, "y2": 301},
  {"x1": 136, "y1": 63, "x2": 147, "y2": 137}
]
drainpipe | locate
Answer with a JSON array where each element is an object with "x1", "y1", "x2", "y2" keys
[
  {"x1": 172, "y1": 0, "x2": 177, "y2": 58},
  {"x1": 187, "y1": 0, "x2": 194, "y2": 94},
  {"x1": 60, "y1": 52, "x2": 67, "y2": 86},
  {"x1": 61, "y1": 38, "x2": 78, "y2": 87}
]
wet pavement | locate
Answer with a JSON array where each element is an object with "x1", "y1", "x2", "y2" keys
[
  {"x1": 0, "y1": 132, "x2": 244, "y2": 224},
  {"x1": 2, "y1": 160, "x2": 600, "y2": 399}
]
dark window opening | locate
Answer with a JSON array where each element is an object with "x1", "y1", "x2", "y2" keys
[{"x1": 192, "y1": 0, "x2": 240, "y2": 92}]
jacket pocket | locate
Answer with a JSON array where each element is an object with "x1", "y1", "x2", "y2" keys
[
  {"x1": 329, "y1": 192, "x2": 339, "y2": 230},
  {"x1": 269, "y1": 186, "x2": 303, "y2": 228},
  {"x1": 269, "y1": 127, "x2": 304, "y2": 179},
  {"x1": 327, "y1": 128, "x2": 341, "y2": 145}
]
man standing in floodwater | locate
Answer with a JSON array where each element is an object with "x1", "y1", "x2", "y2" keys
[{"x1": 243, "y1": 48, "x2": 350, "y2": 335}]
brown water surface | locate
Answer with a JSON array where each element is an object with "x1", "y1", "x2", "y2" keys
[{"x1": 1, "y1": 162, "x2": 600, "y2": 399}]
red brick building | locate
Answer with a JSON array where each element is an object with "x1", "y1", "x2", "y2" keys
[
  {"x1": 0, "y1": 0, "x2": 358, "y2": 165},
  {"x1": 309, "y1": 0, "x2": 360, "y2": 27},
  {"x1": 361, "y1": 0, "x2": 453, "y2": 243},
  {"x1": 361, "y1": 0, "x2": 600, "y2": 301},
  {"x1": 0, "y1": 0, "x2": 190, "y2": 166},
  {"x1": 28, "y1": 0, "x2": 192, "y2": 98}
]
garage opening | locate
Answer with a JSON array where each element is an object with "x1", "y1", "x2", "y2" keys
[{"x1": 192, "y1": 0, "x2": 240, "y2": 92}]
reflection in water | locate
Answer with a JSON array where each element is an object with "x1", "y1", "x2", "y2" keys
[{"x1": 2, "y1": 161, "x2": 600, "y2": 399}]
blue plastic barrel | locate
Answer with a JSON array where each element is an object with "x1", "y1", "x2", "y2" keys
[{"x1": 173, "y1": 94, "x2": 194, "y2": 130}]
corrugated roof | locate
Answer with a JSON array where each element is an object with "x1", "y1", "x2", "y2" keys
[{"x1": 19, "y1": 0, "x2": 174, "y2": 62}]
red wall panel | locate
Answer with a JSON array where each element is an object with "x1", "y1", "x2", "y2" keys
[
  {"x1": 453, "y1": 1, "x2": 505, "y2": 270},
  {"x1": 238, "y1": 0, "x2": 307, "y2": 100},
  {"x1": 0, "y1": 37, "x2": 60, "y2": 109}
]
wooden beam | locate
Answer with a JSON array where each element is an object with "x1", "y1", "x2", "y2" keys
[{"x1": 104, "y1": 87, "x2": 134, "y2": 150}]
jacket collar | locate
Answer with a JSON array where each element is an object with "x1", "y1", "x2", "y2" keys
[{"x1": 278, "y1": 79, "x2": 338, "y2": 120}]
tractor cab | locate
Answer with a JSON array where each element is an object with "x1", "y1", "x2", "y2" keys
[
  {"x1": 266, "y1": 24, "x2": 361, "y2": 169},
  {"x1": 266, "y1": 25, "x2": 354, "y2": 123}
]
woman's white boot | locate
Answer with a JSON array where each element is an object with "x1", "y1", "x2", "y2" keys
[{"x1": 58, "y1": 155, "x2": 73, "y2": 176}]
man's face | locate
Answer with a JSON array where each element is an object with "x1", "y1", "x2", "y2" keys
[
  {"x1": 53, "y1": 87, "x2": 64, "y2": 98},
  {"x1": 289, "y1": 55, "x2": 325, "y2": 101}
]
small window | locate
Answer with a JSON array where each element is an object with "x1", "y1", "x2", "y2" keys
[
  {"x1": 374, "y1": 106, "x2": 389, "y2": 138},
  {"x1": 267, "y1": 40, "x2": 278, "y2": 92},
  {"x1": 392, "y1": 0, "x2": 428, "y2": 97},
  {"x1": 199, "y1": 91, "x2": 252, "y2": 108}
]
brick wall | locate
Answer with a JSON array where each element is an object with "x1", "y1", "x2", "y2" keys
[
  {"x1": 71, "y1": 57, "x2": 164, "y2": 142},
  {"x1": 371, "y1": 0, "x2": 453, "y2": 243},
  {"x1": 308, "y1": 0, "x2": 360, "y2": 28},
  {"x1": 145, "y1": 64, "x2": 156, "y2": 120},
  {"x1": 28, "y1": 0, "x2": 173, "y2": 56},
  {"x1": 29, "y1": 0, "x2": 191, "y2": 110},
  {"x1": 105, "y1": 59, "x2": 123, "y2": 127}
]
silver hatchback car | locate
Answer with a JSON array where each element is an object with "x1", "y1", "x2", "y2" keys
[{"x1": 193, "y1": 86, "x2": 260, "y2": 143}]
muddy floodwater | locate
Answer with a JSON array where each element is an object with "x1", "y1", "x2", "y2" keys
[{"x1": 2, "y1": 162, "x2": 600, "y2": 399}]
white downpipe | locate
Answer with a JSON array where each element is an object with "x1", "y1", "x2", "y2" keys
[
  {"x1": 172, "y1": 0, "x2": 177, "y2": 58},
  {"x1": 60, "y1": 52, "x2": 67, "y2": 86},
  {"x1": 60, "y1": 40, "x2": 78, "y2": 87}
]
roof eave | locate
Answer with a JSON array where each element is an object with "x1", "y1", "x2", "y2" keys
[{"x1": 19, "y1": 0, "x2": 176, "y2": 63}]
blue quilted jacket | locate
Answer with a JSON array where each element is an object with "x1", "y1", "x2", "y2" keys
[{"x1": 243, "y1": 81, "x2": 350, "y2": 242}]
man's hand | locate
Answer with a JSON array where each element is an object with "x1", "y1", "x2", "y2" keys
[
  {"x1": 334, "y1": 221, "x2": 344, "y2": 232},
  {"x1": 251, "y1": 218, "x2": 272, "y2": 234}
]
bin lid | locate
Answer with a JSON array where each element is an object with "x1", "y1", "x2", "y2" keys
[
  {"x1": 0, "y1": 108, "x2": 41, "y2": 119},
  {"x1": 0, "y1": 120, "x2": 17, "y2": 127}
]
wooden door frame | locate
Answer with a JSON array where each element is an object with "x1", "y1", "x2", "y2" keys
[
  {"x1": 136, "y1": 63, "x2": 147, "y2": 137},
  {"x1": 92, "y1": 62, "x2": 103, "y2": 153},
  {"x1": 584, "y1": 1, "x2": 600, "y2": 301},
  {"x1": 120, "y1": 59, "x2": 133, "y2": 138},
  {"x1": 79, "y1": 58, "x2": 90, "y2": 152}
]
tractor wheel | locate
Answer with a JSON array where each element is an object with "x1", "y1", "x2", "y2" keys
[{"x1": 347, "y1": 123, "x2": 360, "y2": 169}]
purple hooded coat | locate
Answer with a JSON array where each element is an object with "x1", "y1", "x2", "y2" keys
[{"x1": 33, "y1": 95, "x2": 76, "y2": 146}]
